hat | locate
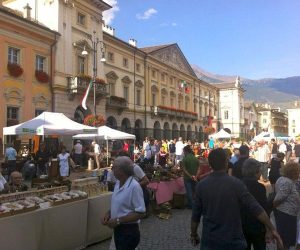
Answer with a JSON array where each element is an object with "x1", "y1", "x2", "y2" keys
[{"x1": 77, "y1": 140, "x2": 81, "y2": 143}]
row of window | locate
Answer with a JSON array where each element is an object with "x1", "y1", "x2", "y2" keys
[
  {"x1": 7, "y1": 107, "x2": 45, "y2": 121},
  {"x1": 8, "y1": 46, "x2": 47, "y2": 72}
]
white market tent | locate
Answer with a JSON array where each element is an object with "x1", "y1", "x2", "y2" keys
[
  {"x1": 72, "y1": 126, "x2": 136, "y2": 140},
  {"x1": 252, "y1": 131, "x2": 275, "y2": 142},
  {"x1": 73, "y1": 126, "x2": 136, "y2": 165},
  {"x1": 3, "y1": 112, "x2": 97, "y2": 136},
  {"x1": 210, "y1": 129, "x2": 231, "y2": 139}
]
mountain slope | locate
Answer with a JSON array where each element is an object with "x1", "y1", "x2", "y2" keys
[{"x1": 191, "y1": 65, "x2": 300, "y2": 107}]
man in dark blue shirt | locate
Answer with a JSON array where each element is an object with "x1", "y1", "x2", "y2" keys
[{"x1": 190, "y1": 148, "x2": 282, "y2": 250}]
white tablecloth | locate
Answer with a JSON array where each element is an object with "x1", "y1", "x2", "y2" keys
[
  {"x1": 86, "y1": 192, "x2": 113, "y2": 245},
  {"x1": 0, "y1": 199, "x2": 88, "y2": 250}
]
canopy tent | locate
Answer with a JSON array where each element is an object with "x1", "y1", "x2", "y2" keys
[
  {"x1": 72, "y1": 126, "x2": 136, "y2": 140},
  {"x1": 3, "y1": 112, "x2": 97, "y2": 136},
  {"x1": 210, "y1": 129, "x2": 231, "y2": 139},
  {"x1": 73, "y1": 126, "x2": 136, "y2": 165},
  {"x1": 252, "y1": 131, "x2": 275, "y2": 142}
]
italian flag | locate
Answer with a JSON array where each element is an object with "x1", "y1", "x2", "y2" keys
[{"x1": 81, "y1": 80, "x2": 93, "y2": 110}]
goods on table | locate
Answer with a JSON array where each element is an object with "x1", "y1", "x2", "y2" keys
[
  {"x1": 72, "y1": 177, "x2": 109, "y2": 197},
  {"x1": 147, "y1": 164, "x2": 183, "y2": 182},
  {"x1": 0, "y1": 186, "x2": 87, "y2": 217}
]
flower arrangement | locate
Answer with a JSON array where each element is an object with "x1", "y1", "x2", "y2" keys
[
  {"x1": 77, "y1": 74, "x2": 92, "y2": 82},
  {"x1": 204, "y1": 126, "x2": 215, "y2": 135},
  {"x1": 94, "y1": 78, "x2": 106, "y2": 85},
  {"x1": 7, "y1": 63, "x2": 23, "y2": 77},
  {"x1": 83, "y1": 114, "x2": 106, "y2": 127},
  {"x1": 35, "y1": 70, "x2": 49, "y2": 83}
]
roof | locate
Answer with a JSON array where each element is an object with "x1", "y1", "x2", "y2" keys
[
  {"x1": 0, "y1": 6, "x2": 60, "y2": 36},
  {"x1": 91, "y1": 0, "x2": 112, "y2": 11},
  {"x1": 213, "y1": 82, "x2": 236, "y2": 89},
  {"x1": 140, "y1": 44, "x2": 175, "y2": 54}
]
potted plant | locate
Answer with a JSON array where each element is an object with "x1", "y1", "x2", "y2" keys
[
  {"x1": 83, "y1": 114, "x2": 106, "y2": 127},
  {"x1": 35, "y1": 70, "x2": 50, "y2": 83},
  {"x1": 7, "y1": 63, "x2": 23, "y2": 77},
  {"x1": 94, "y1": 78, "x2": 106, "y2": 85}
]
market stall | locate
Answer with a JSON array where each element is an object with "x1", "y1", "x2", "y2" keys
[
  {"x1": 87, "y1": 192, "x2": 113, "y2": 245},
  {"x1": 148, "y1": 177, "x2": 185, "y2": 205},
  {"x1": 73, "y1": 126, "x2": 136, "y2": 165},
  {"x1": 3, "y1": 112, "x2": 97, "y2": 136},
  {"x1": 210, "y1": 129, "x2": 231, "y2": 139}
]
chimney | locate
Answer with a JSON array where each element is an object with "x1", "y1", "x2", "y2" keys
[
  {"x1": 129, "y1": 39, "x2": 137, "y2": 47},
  {"x1": 23, "y1": 3, "x2": 32, "y2": 19}
]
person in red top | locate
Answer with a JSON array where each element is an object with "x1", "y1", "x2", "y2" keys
[{"x1": 123, "y1": 140, "x2": 129, "y2": 152}]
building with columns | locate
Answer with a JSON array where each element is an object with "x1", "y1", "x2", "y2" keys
[{"x1": 103, "y1": 30, "x2": 220, "y2": 142}]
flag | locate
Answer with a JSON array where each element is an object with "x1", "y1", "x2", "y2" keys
[{"x1": 81, "y1": 80, "x2": 93, "y2": 110}]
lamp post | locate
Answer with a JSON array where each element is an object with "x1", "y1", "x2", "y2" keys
[{"x1": 81, "y1": 31, "x2": 106, "y2": 116}]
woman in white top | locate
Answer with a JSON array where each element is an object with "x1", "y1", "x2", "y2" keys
[{"x1": 58, "y1": 146, "x2": 70, "y2": 178}]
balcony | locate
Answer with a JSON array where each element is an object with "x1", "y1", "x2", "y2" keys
[
  {"x1": 151, "y1": 106, "x2": 198, "y2": 121},
  {"x1": 106, "y1": 96, "x2": 128, "y2": 111},
  {"x1": 67, "y1": 76, "x2": 108, "y2": 100}
]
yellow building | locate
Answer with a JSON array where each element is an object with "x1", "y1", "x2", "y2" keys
[
  {"x1": 0, "y1": 5, "x2": 58, "y2": 150},
  {"x1": 103, "y1": 30, "x2": 219, "y2": 142}
]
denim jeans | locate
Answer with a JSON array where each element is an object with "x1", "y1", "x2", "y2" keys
[
  {"x1": 114, "y1": 224, "x2": 140, "y2": 250},
  {"x1": 184, "y1": 178, "x2": 196, "y2": 208}
]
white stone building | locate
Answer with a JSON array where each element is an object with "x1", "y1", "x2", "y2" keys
[
  {"x1": 287, "y1": 105, "x2": 300, "y2": 137},
  {"x1": 215, "y1": 77, "x2": 245, "y2": 138}
]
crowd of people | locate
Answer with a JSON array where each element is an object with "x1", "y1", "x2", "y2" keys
[{"x1": 2, "y1": 135, "x2": 300, "y2": 250}]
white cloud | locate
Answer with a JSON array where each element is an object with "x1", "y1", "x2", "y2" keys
[
  {"x1": 102, "y1": 0, "x2": 119, "y2": 25},
  {"x1": 136, "y1": 8, "x2": 158, "y2": 20},
  {"x1": 160, "y1": 22, "x2": 178, "y2": 27}
]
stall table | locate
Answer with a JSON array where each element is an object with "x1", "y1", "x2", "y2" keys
[
  {"x1": 148, "y1": 177, "x2": 185, "y2": 204},
  {"x1": 0, "y1": 199, "x2": 88, "y2": 250},
  {"x1": 86, "y1": 192, "x2": 113, "y2": 246}
]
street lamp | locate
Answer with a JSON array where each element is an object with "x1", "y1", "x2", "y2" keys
[{"x1": 81, "y1": 31, "x2": 106, "y2": 116}]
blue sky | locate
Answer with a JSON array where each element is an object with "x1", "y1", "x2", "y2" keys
[{"x1": 103, "y1": 0, "x2": 300, "y2": 80}]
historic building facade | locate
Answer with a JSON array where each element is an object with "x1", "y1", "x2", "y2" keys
[
  {"x1": 0, "y1": 5, "x2": 58, "y2": 147},
  {"x1": 4, "y1": 0, "x2": 111, "y2": 120},
  {"x1": 256, "y1": 104, "x2": 288, "y2": 137},
  {"x1": 3, "y1": 0, "x2": 222, "y2": 143},
  {"x1": 244, "y1": 102, "x2": 261, "y2": 140},
  {"x1": 216, "y1": 78, "x2": 245, "y2": 138},
  {"x1": 103, "y1": 30, "x2": 219, "y2": 142},
  {"x1": 287, "y1": 104, "x2": 300, "y2": 137}
]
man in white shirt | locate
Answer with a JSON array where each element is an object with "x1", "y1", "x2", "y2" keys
[
  {"x1": 256, "y1": 140, "x2": 271, "y2": 182},
  {"x1": 278, "y1": 140, "x2": 287, "y2": 155},
  {"x1": 73, "y1": 140, "x2": 83, "y2": 167},
  {"x1": 92, "y1": 141, "x2": 101, "y2": 169},
  {"x1": 102, "y1": 156, "x2": 145, "y2": 250},
  {"x1": 175, "y1": 137, "x2": 185, "y2": 163}
]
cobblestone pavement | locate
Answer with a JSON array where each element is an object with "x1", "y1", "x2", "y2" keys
[
  {"x1": 86, "y1": 208, "x2": 200, "y2": 250},
  {"x1": 86, "y1": 207, "x2": 278, "y2": 250}
]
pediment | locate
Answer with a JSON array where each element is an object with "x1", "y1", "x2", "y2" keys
[
  {"x1": 4, "y1": 87, "x2": 24, "y2": 104},
  {"x1": 135, "y1": 80, "x2": 144, "y2": 87},
  {"x1": 121, "y1": 76, "x2": 132, "y2": 85},
  {"x1": 161, "y1": 88, "x2": 168, "y2": 96},
  {"x1": 106, "y1": 71, "x2": 119, "y2": 81},
  {"x1": 151, "y1": 85, "x2": 159, "y2": 92},
  {"x1": 148, "y1": 44, "x2": 196, "y2": 77},
  {"x1": 73, "y1": 39, "x2": 93, "y2": 51}
]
